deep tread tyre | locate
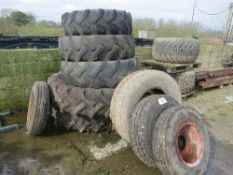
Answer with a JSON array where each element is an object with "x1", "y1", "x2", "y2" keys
[
  {"x1": 110, "y1": 70, "x2": 182, "y2": 142},
  {"x1": 59, "y1": 35, "x2": 135, "y2": 62},
  {"x1": 152, "y1": 38, "x2": 199, "y2": 64},
  {"x1": 61, "y1": 58, "x2": 138, "y2": 88},
  {"x1": 26, "y1": 81, "x2": 50, "y2": 136},
  {"x1": 48, "y1": 73, "x2": 114, "y2": 133},
  {"x1": 152, "y1": 105, "x2": 210, "y2": 175},
  {"x1": 129, "y1": 95, "x2": 179, "y2": 167},
  {"x1": 62, "y1": 9, "x2": 132, "y2": 35},
  {"x1": 174, "y1": 71, "x2": 196, "y2": 95}
]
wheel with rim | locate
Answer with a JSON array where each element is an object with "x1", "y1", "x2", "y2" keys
[
  {"x1": 152, "y1": 105, "x2": 210, "y2": 175},
  {"x1": 26, "y1": 81, "x2": 50, "y2": 136}
]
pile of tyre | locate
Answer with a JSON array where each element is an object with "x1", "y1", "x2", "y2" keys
[
  {"x1": 26, "y1": 9, "x2": 137, "y2": 133},
  {"x1": 152, "y1": 38, "x2": 199, "y2": 96},
  {"x1": 110, "y1": 70, "x2": 210, "y2": 175},
  {"x1": 26, "y1": 9, "x2": 211, "y2": 175}
]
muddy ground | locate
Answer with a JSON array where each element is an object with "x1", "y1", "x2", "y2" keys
[{"x1": 0, "y1": 85, "x2": 233, "y2": 175}]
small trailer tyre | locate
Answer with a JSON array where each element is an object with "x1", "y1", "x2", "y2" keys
[
  {"x1": 152, "y1": 105, "x2": 210, "y2": 175},
  {"x1": 129, "y1": 94, "x2": 179, "y2": 167},
  {"x1": 26, "y1": 81, "x2": 50, "y2": 136},
  {"x1": 110, "y1": 70, "x2": 182, "y2": 142}
]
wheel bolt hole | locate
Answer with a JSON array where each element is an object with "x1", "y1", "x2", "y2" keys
[{"x1": 178, "y1": 135, "x2": 186, "y2": 151}]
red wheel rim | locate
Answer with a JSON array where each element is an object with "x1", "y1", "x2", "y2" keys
[{"x1": 176, "y1": 121, "x2": 204, "y2": 167}]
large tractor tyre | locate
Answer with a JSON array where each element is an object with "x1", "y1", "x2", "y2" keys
[
  {"x1": 26, "y1": 81, "x2": 50, "y2": 136},
  {"x1": 59, "y1": 35, "x2": 135, "y2": 62},
  {"x1": 62, "y1": 9, "x2": 132, "y2": 35},
  {"x1": 152, "y1": 105, "x2": 210, "y2": 175},
  {"x1": 174, "y1": 71, "x2": 196, "y2": 95},
  {"x1": 152, "y1": 38, "x2": 199, "y2": 64},
  {"x1": 110, "y1": 70, "x2": 182, "y2": 142},
  {"x1": 129, "y1": 94, "x2": 179, "y2": 167},
  {"x1": 61, "y1": 58, "x2": 138, "y2": 88},
  {"x1": 48, "y1": 73, "x2": 114, "y2": 133}
]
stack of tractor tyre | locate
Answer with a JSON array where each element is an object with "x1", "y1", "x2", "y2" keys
[
  {"x1": 27, "y1": 9, "x2": 137, "y2": 134},
  {"x1": 152, "y1": 38, "x2": 199, "y2": 96}
]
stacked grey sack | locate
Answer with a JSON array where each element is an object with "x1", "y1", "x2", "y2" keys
[
  {"x1": 48, "y1": 9, "x2": 138, "y2": 132},
  {"x1": 152, "y1": 38, "x2": 199, "y2": 96}
]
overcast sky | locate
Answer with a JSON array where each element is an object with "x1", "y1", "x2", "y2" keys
[{"x1": 0, "y1": 0, "x2": 232, "y2": 30}]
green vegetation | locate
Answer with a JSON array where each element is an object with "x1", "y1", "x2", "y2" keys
[
  {"x1": 133, "y1": 18, "x2": 223, "y2": 40},
  {"x1": 0, "y1": 49, "x2": 60, "y2": 111},
  {"x1": 0, "y1": 8, "x2": 224, "y2": 39},
  {"x1": 0, "y1": 9, "x2": 62, "y2": 36}
]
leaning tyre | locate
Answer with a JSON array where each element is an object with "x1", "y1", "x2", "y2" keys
[
  {"x1": 62, "y1": 9, "x2": 132, "y2": 35},
  {"x1": 152, "y1": 105, "x2": 210, "y2": 175},
  {"x1": 26, "y1": 81, "x2": 50, "y2": 136},
  {"x1": 48, "y1": 73, "x2": 114, "y2": 133},
  {"x1": 152, "y1": 38, "x2": 199, "y2": 64},
  {"x1": 61, "y1": 58, "x2": 138, "y2": 88},
  {"x1": 59, "y1": 35, "x2": 135, "y2": 62},
  {"x1": 173, "y1": 70, "x2": 196, "y2": 95},
  {"x1": 110, "y1": 70, "x2": 182, "y2": 142},
  {"x1": 129, "y1": 94, "x2": 179, "y2": 167}
]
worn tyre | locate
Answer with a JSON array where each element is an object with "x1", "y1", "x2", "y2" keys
[
  {"x1": 48, "y1": 73, "x2": 114, "y2": 132},
  {"x1": 110, "y1": 70, "x2": 182, "y2": 142},
  {"x1": 173, "y1": 70, "x2": 196, "y2": 95},
  {"x1": 62, "y1": 9, "x2": 132, "y2": 35},
  {"x1": 152, "y1": 38, "x2": 199, "y2": 64},
  {"x1": 152, "y1": 105, "x2": 210, "y2": 175},
  {"x1": 59, "y1": 35, "x2": 135, "y2": 62},
  {"x1": 130, "y1": 95, "x2": 179, "y2": 167},
  {"x1": 26, "y1": 81, "x2": 50, "y2": 136},
  {"x1": 61, "y1": 58, "x2": 138, "y2": 88}
]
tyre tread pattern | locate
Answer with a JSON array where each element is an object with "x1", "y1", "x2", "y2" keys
[
  {"x1": 152, "y1": 38, "x2": 199, "y2": 64},
  {"x1": 26, "y1": 81, "x2": 50, "y2": 135},
  {"x1": 59, "y1": 35, "x2": 135, "y2": 62},
  {"x1": 62, "y1": 9, "x2": 132, "y2": 35},
  {"x1": 48, "y1": 73, "x2": 114, "y2": 133},
  {"x1": 174, "y1": 71, "x2": 196, "y2": 95},
  {"x1": 61, "y1": 58, "x2": 138, "y2": 88},
  {"x1": 129, "y1": 95, "x2": 178, "y2": 167}
]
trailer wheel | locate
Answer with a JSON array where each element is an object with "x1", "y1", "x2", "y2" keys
[
  {"x1": 129, "y1": 94, "x2": 179, "y2": 167},
  {"x1": 110, "y1": 70, "x2": 182, "y2": 142},
  {"x1": 152, "y1": 105, "x2": 210, "y2": 175},
  {"x1": 26, "y1": 81, "x2": 50, "y2": 136}
]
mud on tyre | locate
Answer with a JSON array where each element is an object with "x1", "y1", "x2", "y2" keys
[{"x1": 48, "y1": 73, "x2": 114, "y2": 133}]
